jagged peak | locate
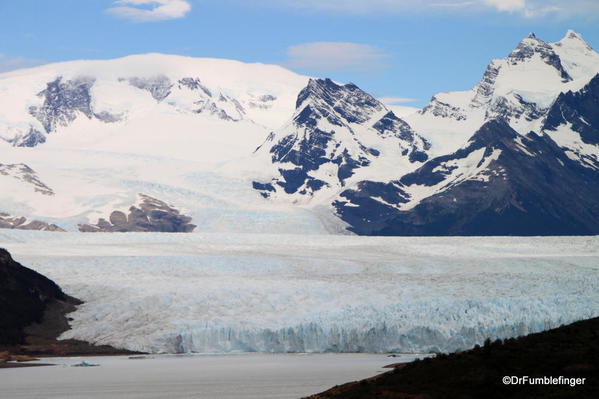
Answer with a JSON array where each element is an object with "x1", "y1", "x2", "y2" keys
[
  {"x1": 294, "y1": 78, "x2": 384, "y2": 124},
  {"x1": 344, "y1": 82, "x2": 361, "y2": 90},
  {"x1": 564, "y1": 29, "x2": 583, "y2": 41},
  {"x1": 306, "y1": 77, "x2": 339, "y2": 89},
  {"x1": 512, "y1": 34, "x2": 549, "y2": 52},
  {"x1": 507, "y1": 32, "x2": 572, "y2": 82},
  {"x1": 296, "y1": 78, "x2": 342, "y2": 108},
  {"x1": 302, "y1": 78, "x2": 358, "y2": 96},
  {"x1": 557, "y1": 29, "x2": 593, "y2": 51}
]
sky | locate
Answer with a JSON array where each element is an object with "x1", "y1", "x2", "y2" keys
[{"x1": 0, "y1": 0, "x2": 598, "y2": 108}]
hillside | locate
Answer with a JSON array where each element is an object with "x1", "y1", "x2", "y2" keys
[
  {"x1": 0, "y1": 248, "x2": 135, "y2": 360},
  {"x1": 305, "y1": 317, "x2": 599, "y2": 399}
]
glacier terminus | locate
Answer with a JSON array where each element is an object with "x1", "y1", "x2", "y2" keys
[{"x1": 1, "y1": 231, "x2": 597, "y2": 354}]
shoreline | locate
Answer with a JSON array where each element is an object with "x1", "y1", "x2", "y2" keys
[
  {"x1": 303, "y1": 317, "x2": 599, "y2": 398},
  {"x1": 0, "y1": 353, "x2": 394, "y2": 399},
  {"x1": 0, "y1": 298, "x2": 141, "y2": 369}
]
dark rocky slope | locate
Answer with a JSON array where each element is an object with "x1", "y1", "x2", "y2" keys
[
  {"x1": 305, "y1": 317, "x2": 599, "y2": 399},
  {"x1": 331, "y1": 40, "x2": 599, "y2": 237},
  {"x1": 336, "y1": 119, "x2": 599, "y2": 236},
  {"x1": 253, "y1": 78, "x2": 430, "y2": 198},
  {"x1": 0, "y1": 248, "x2": 68, "y2": 345},
  {"x1": 0, "y1": 248, "x2": 135, "y2": 358},
  {"x1": 544, "y1": 73, "x2": 599, "y2": 146}
]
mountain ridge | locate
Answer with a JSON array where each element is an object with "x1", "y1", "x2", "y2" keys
[
  {"x1": 1, "y1": 30, "x2": 598, "y2": 235},
  {"x1": 336, "y1": 117, "x2": 599, "y2": 236}
]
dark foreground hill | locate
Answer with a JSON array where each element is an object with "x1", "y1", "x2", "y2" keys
[
  {"x1": 305, "y1": 317, "x2": 599, "y2": 399},
  {"x1": 0, "y1": 248, "x2": 69, "y2": 346},
  {"x1": 0, "y1": 248, "x2": 136, "y2": 362}
]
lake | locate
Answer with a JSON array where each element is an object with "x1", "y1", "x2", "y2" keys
[{"x1": 0, "y1": 353, "x2": 420, "y2": 399}]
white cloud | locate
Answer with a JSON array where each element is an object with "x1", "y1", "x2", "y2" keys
[
  {"x1": 107, "y1": 0, "x2": 192, "y2": 22},
  {"x1": 483, "y1": 0, "x2": 564, "y2": 17},
  {"x1": 286, "y1": 42, "x2": 388, "y2": 71},
  {"x1": 378, "y1": 96, "x2": 417, "y2": 104},
  {"x1": 0, "y1": 55, "x2": 45, "y2": 73},
  {"x1": 484, "y1": 0, "x2": 525, "y2": 12},
  {"x1": 255, "y1": 0, "x2": 599, "y2": 18},
  {"x1": 386, "y1": 104, "x2": 421, "y2": 118},
  {"x1": 379, "y1": 96, "x2": 420, "y2": 117},
  {"x1": 431, "y1": 2, "x2": 476, "y2": 8}
]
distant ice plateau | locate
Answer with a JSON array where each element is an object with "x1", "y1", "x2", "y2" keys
[{"x1": 1, "y1": 230, "x2": 597, "y2": 354}]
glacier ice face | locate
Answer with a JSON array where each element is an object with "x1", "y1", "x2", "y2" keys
[{"x1": 2, "y1": 231, "x2": 597, "y2": 354}]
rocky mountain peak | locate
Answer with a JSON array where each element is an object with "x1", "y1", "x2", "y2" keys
[
  {"x1": 253, "y1": 79, "x2": 430, "y2": 199},
  {"x1": 295, "y1": 78, "x2": 385, "y2": 125},
  {"x1": 565, "y1": 29, "x2": 582, "y2": 40},
  {"x1": 510, "y1": 35, "x2": 543, "y2": 54},
  {"x1": 508, "y1": 34, "x2": 572, "y2": 82},
  {"x1": 562, "y1": 29, "x2": 587, "y2": 44},
  {"x1": 557, "y1": 29, "x2": 594, "y2": 51}
]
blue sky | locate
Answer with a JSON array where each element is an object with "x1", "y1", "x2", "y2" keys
[{"x1": 1, "y1": 0, "x2": 598, "y2": 107}]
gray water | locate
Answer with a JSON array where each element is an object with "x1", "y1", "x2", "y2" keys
[{"x1": 0, "y1": 353, "x2": 419, "y2": 398}]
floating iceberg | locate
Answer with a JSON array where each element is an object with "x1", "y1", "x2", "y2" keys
[{"x1": 72, "y1": 361, "x2": 99, "y2": 367}]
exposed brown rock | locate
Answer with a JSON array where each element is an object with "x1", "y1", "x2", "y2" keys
[
  {"x1": 0, "y1": 212, "x2": 65, "y2": 231},
  {"x1": 79, "y1": 194, "x2": 196, "y2": 232}
]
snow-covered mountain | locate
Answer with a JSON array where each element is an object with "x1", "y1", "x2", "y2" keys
[
  {"x1": 1, "y1": 30, "x2": 598, "y2": 235},
  {"x1": 0, "y1": 54, "x2": 325, "y2": 233},
  {"x1": 252, "y1": 78, "x2": 430, "y2": 202},
  {"x1": 0, "y1": 53, "x2": 309, "y2": 147},
  {"x1": 336, "y1": 117, "x2": 599, "y2": 235},
  {"x1": 0, "y1": 53, "x2": 428, "y2": 233},
  {"x1": 404, "y1": 30, "x2": 599, "y2": 155},
  {"x1": 334, "y1": 30, "x2": 599, "y2": 236}
]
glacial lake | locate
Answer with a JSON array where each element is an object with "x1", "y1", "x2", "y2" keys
[{"x1": 0, "y1": 353, "x2": 419, "y2": 399}]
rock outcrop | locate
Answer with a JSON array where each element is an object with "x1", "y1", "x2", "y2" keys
[
  {"x1": 79, "y1": 194, "x2": 196, "y2": 233},
  {"x1": 0, "y1": 213, "x2": 64, "y2": 232}
]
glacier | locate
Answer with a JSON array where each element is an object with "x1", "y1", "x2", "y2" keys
[{"x1": 1, "y1": 230, "x2": 597, "y2": 354}]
